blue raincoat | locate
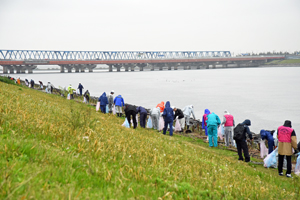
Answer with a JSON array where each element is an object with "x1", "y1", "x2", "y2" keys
[
  {"x1": 202, "y1": 109, "x2": 210, "y2": 136},
  {"x1": 98, "y1": 92, "x2": 108, "y2": 113},
  {"x1": 206, "y1": 112, "x2": 221, "y2": 147},
  {"x1": 114, "y1": 95, "x2": 125, "y2": 107},
  {"x1": 260, "y1": 129, "x2": 275, "y2": 154},
  {"x1": 162, "y1": 101, "x2": 174, "y2": 136}
]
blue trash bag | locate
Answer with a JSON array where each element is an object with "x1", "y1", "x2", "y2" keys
[
  {"x1": 122, "y1": 118, "x2": 130, "y2": 128},
  {"x1": 264, "y1": 147, "x2": 278, "y2": 168},
  {"x1": 106, "y1": 105, "x2": 109, "y2": 113},
  {"x1": 147, "y1": 117, "x2": 153, "y2": 128}
]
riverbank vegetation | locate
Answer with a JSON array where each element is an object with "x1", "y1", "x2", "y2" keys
[
  {"x1": 265, "y1": 59, "x2": 300, "y2": 65},
  {"x1": 0, "y1": 81, "x2": 299, "y2": 199}
]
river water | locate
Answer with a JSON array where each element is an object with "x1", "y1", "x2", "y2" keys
[{"x1": 13, "y1": 66, "x2": 300, "y2": 140}]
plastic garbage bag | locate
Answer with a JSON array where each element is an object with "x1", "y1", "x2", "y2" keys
[
  {"x1": 113, "y1": 106, "x2": 116, "y2": 115},
  {"x1": 295, "y1": 153, "x2": 300, "y2": 176},
  {"x1": 96, "y1": 102, "x2": 100, "y2": 111},
  {"x1": 218, "y1": 126, "x2": 224, "y2": 140},
  {"x1": 264, "y1": 147, "x2": 278, "y2": 168},
  {"x1": 122, "y1": 118, "x2": 130, "y2": 128},
  {"x1": 83, "y1": 97, "x2": 87, "y2": 103},
  {"x1": 136, "y1": 115, "x2": 139, "y2": 127},
  {"x1": 106, "y1": 105, "x2": 109, "y2": 113},
  {"x1": 174, "y1": 119, "x2": 181, "y2": 132},
  {"x1": 67, "y1": 93, "x2": 70, "y2": 100},
  {"x1": 159, "y1": 117, "x2": 164, "y2": 131},
  {"x1": 147, "y1": 116, "x2": 153, "y2": 128},
  {"x1": 260, "y1": 140, "x2": 269, "y2": 158}
]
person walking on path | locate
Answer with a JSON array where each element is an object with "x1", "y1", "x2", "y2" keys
[
  {"x1": 234, "y1": 119, "x2": 253, "y2": 162},
  {"x1": 150, "y1": 107, "x2": 160, "y2": 130},
  {"x1": 47, "y1": 82, "x2": 53, "y2": 94},
  {"x1": 77, "y1": 83, "x2": 84, "y2": 96},
  {"x1": 98, "y1": 92, "x2": 108, "y2": 113},
  {"x1": 30, "y1": 79, "x2": 35, "y2": 88},
  {"x1": 156, "y1": 101, "x2": 165, "y2": 113},
  {"x1": 162, "y1": 101, "x2": 174, "y2": 136},
  {"x1": 136, "y1": 106, "x2": 148, "y2": 128},
  {"x1": 206, "y1": 112, "x2": 221, "y2": 147},
  {"x1": 124, "y1": 104, "x2": 137, "y2": 129},
  {"x1": 108, "y1": 90, "x2": 114, "y2": 113},
  {"x1": 173, "y1": 107, "x2": 185, "y2": 132},
  {"x1": 182, "y1": 105, "x2": 196, "y2": 130},
  {"x1": 83, "y1": 90, "x2": 90, "y2": 104},
  {"x1": 114, "y1": 95, "x2": 125, "y2": 117},
  {"x1": 277, "y1": 120, "x2": 298, "y2": 178},
  {"x1": 202, "y1": 109, "x2": 210, "y2": 136},
  {"x1": 222, "y1": 110, "x2": 235, "y2": 147}
]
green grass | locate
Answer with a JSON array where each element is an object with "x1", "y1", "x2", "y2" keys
[
  {"x1": 266, "y1": 59, "x2": 300, "y2": 65},
  {"x1": 0, "y1": 81, "x2": 300, "y2": 199}
]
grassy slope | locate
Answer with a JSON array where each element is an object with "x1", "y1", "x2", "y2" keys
[
  {"x1": 266, "y1": 59, "x2": 300, "y2": 65},
  {"x1": 0, "y1": 82, "x2": 299, "y2": 199}
]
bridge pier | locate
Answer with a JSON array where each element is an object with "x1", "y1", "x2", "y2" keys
[
  {"x1": 2, "y1": 66, "x2": 8, "y2": 74},
  {"x1": 87, "y1": 64, "x2": 96, "y2": 72},
  {"x1": 150, "y1": 64, "x2": 155, "y2": 71},
  {"x1": 60, "y1": 65, "x2": 65, "y2": 73},
  {"x1": 124, "y1": 65, "x2": 129, "y2": 72},
  {"x1": 108, "y1": 64, "x2": 113, "y2": 72},
  {"x1": 8, "y1": 66, "x2": 14, "y2": 74}
]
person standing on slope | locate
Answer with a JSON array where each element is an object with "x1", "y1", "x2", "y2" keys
[
  {"x1": 114, "y1": 95, "x2": 125, "y2": 117},
  {"x1": 222, "y1": 110, "x2": 235, "y2": 147},
  {"x1": 136, "y1": 106, "x2": 148, "y2": 128},
  {"x1": 234, "y1": 119, "x2": 253, "y2": 162},
  {"x1": 150, "y1": 107, "x2": 160, "y2": 130},
  {"x1": 182, "y1": 105, "x2": 196, "y2": 130},
  {"x1": 124, "y1": 104, "x2": 137, "y2": 129},
  {"x1": 206, "y1": 112, "x2": 221, "y2": 147},
  {"x1": 156, "y1": 101, "x2": 165, "y2": 113},
  {"x1": 202, "y1": 109, "x2": 210, "y2": 136},
  {"x1": 77, "y1": 83, "x2": 84, "y2": 96},
  {"x1": 162, "y1": 101, "x2": 174, "y2": 136},
  {"x1": 108, "y1": 90, "x2": 114, "y2": 113},
  {"x1": 98, "y1": 92, "x2": 108, "y2": 114},
  {"x1": 173, "y1": 107, "x2": 185, "y2": 133}
]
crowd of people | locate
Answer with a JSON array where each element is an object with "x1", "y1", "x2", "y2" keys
[{"x1": 6, "y1": 76, "x2": 300, "y2": 178}]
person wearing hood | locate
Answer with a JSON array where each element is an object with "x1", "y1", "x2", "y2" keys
[
  {"x1": 38, "y1": 81, "x2": 43, "y2": 89},
  {"x1": 30, "y1": 79, "x2": 35, "y2": 88},
  {"x1": 206, "y1": 112, "x2": 221, "y2": 147},
  {"x1": 17, "y1": 77, "x2": 21, "y2": 85},
  {"x1": 25, "y1": 79, "x2": 29, "y2": 86},
  {"x1": 182, "y1": 105, "x2": 196, "y2": 130},
  {"x1": 124, "y1": 104, "x2": 137, "y2": 129},
  {"x1": 83, "y1": 90, "x2": 90, "y2": 104},
  {"x1": 162, "y1": 101, "x2": 174, "y2": 136},
  {"x1": 222, "y1": 110, "x2": 235, "y2": 147},
  {"x1": 98, "y1": 92, "x2": 108, "y2": 113},
  {"x1": 277, "y1": 120, "x2": 298, "y2": 178},
  {"x1": 108, "y1": 90, "x2": 114, "y2": 113},
  {"x1": 77, "y1": 83, "x2": 84, "y2": 96},
  {"x1": 235, "y1": 119, "x2": 253, "y2": 162},
  {"x1": 156, "y1": 102, "x2": 165, "y2": 113},
  {"x1": 202, "y1": 109, "x2": 210, "y2": 136},
  {"x1": 67, "y1": 84, "x2": 75, "y2": 99},
  {"x1": 136, "y1": 106, "x2": 148, "y2": 128},
  {"x1": 260, "y1": 129, "x2": 275, "y2": 154},
  {"x1": 47, "y1": 82, "x2": 54, "y2": 94},
  {"x1": 114, "y1": 95, "x2": 125, "y2": 117},
  {"x1": 150, "y1": 107, "x2": 160, "y2": 130},
  {"x1": 173, "y1": 107, "x2": 185, "y2": 132}
]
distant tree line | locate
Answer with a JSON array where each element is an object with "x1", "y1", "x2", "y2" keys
[{"x1": 237, "y1": 51, "x2": 300, "y2": 56}]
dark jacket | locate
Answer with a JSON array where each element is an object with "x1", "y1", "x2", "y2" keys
[
  {"x1": 124, "y1": 104, "x2": 137, "y2": 115},
  {"x1": 78, "y1": 84, "x2": 84, "y2": 90},
  {"x1": 174, "y1": 108, "x2": 184, "y2": 120},
  {"x1": 162, "y1": 101, "x2": 174, "y2": 123},
  {"x1": 241, "y1": 119, "x2": 253, "y2": 140},
  {"x1": 136, "y1": 106, "x2": 147, "y2": 114},
  {"x1": 98, "y1": 92, "x2": 108, "y2": 106}
]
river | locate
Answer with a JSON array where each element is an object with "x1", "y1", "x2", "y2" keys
[{"x1": 13, "y1": 66, "x2": 300, "y2": 140}]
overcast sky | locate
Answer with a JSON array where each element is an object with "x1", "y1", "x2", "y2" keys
[{"x1": 0, "y1": 0, "x2": 299, "y2": 54}]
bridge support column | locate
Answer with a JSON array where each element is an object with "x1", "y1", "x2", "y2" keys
[
  {"x1": 197, "y1": 65, "x2": 200, "y2": 69},
  {"x1": 8, "y1": 66, "x2": 14, "y2": 74},
  {"x1": 223, "y1": 63, "x2": 228, "y2": 68},
  {"x1": 74, "y1": 65, "x2": 80, "y2": 73},
  {"x1": 60, "y1": 65, "x2": 65, "y2": 73},
  {"x1": 150, "y1": 64, "x2": 155, "y2": 71},
  {"x1": 27, "y1": 65, "x2": 37, "y2": 73},
  {"x1": 124, "y1": 65, "x2": 129, "y2": 72},
  {"x1": 205, "y1": 64, "x2": 210, "y2": 69},
  {"x1": 114, "y1": 64, "x2": 121, "y2": 72},
  {"x1": 2, "y1": 66, "x2": 8, "y2": 74},
  {"x1": 108, "y1": 64, "x2": 113, "y2": 72},
  {"x1": 167, "y1": 64, "x2": 171, "y2": 70},
  {"x1": 80, "y1": 65, "x2": 85, "y2": 72},
  {"x1": 87, "y1": 64, "x2": 96, "y2": 72},
  {"x1": 158, "y1": 64, "x2": 163, "y2": 70},
  {"x1": 16, "y1": 66, "x2": 21, "y2": 74},
  {"x1": 131, "y1": 65, "x2": 135, "y2": 71}
]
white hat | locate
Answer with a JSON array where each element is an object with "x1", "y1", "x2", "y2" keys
[{"x1": 111, "y1": 90, "x2": 114, "y2": 93}]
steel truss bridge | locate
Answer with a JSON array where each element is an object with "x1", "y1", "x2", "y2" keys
[{"x1": 0, "y1": 50, "x2": 284, "y2": 73}]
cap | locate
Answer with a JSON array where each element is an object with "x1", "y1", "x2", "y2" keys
[{"x1": 111, "y1": 90, "x2": 114, "y2": 93}]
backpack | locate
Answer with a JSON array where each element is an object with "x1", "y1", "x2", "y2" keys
[{"x1": 233, "y1": 123, "x2": 245, "y2": 141}]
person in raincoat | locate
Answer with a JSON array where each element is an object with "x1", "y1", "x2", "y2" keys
[
  {"x1": 25, "y1": 79, "x2": 29, "y2": 86},
  {"x1": 260, "y1": 129, "x2": 275, "y2": 154},
  {"x1": 202, "y1": 109, "x2": 210, "y2": 136},
  {"x1": 206, "y1": 112, "x2": 221, "y2": 147},
  {"x1": 182, "y1": 105, "x2": 196, "y2": 130},
  {"x1": 38, "y1": 81, "x2": 43, "y2": 89},
  {"x1": 150, "y1": 107, "x2": 160, "y2": 130},
  {"x1": 30, "y1": 79, "x2": 35, "y2": 88},
  {"x1": 108, "y1": 90, "x2": 114, "y2": 113},
  {"x1": 156, "y1": 102, "x2": 165, "y2": 113},
  {"x1": 17, "y1": 77, "x2": 21, "y2": 85},
  {"x1": 136, "y1": 106, "x2": 148, "y2": 128},
  {"x1": 277, "y1": 120, "x2": 298, "y2": 178},
  {"x1": 162, "y1": 101, "x2": 174, "y2": 136},
  {"x1": 67, "y1": 84, "x2": 75, "y2": 99},
  {"x1": 173, "y1": 107, "x2": 185, "y2": 132},
  {"x1": 222, "y1": 110, "x2": 235, "y2": 147},
  {"x1": 114, "y1": 95, "x2": 125, "y2": 117},
  {"x1": 98, "y1": 92, "x2": 108, "y2": 113},
  {"x1": 235, "y1": 119, "x2": 253, "y2": 162},
  {"x1": 124, "y1": 104, "x2": 137, "y2": 129},
  {"x1": 77, "y1": 83, "x2": 84, "y2": 96},
  {"x1": 83, "y1": 90, "x2": 90, "y2": 104}
]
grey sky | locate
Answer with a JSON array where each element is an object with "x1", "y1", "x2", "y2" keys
[{"x1": 0, "y1": 0, "x2": 299, "y2": 54}]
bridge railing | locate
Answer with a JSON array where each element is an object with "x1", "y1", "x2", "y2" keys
[{"x1": 0, "y1": 50, "x2": 231, "y2": 61}]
